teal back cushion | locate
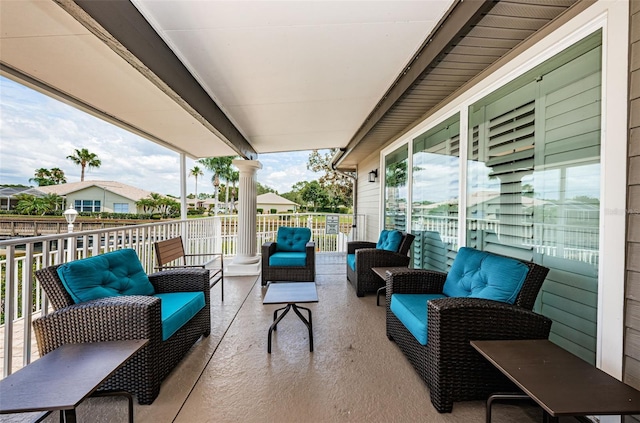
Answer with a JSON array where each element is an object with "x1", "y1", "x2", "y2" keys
[
  {"x1": 376, "y1": 230, "x2": 403, "y2": 252},
  {"x1": 57, "y1": 249, "x2": 155, "y2": 304},
  {"x1": 442, "y1": 247, "x2": 529, "y2": 304},
  {"x1": 276, "y1": 227, "x2": 311, "y2": 252}
]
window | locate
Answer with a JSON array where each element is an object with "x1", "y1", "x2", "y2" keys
[
  {"x1": 466, "y1": 31, "x2": 602, "y2": 363},
  {"x1": 74, "y1": 200, "x2": 101, "y2": 213},
  {"x1": 384, "y1": 145, "x2": 409, "y2": 232},
  {"x1": 411, "y1": 114, "x2": 460, "y2": 271},
  {"x1": 114, "y1": 203, "x2": 129, "y2": 213}
]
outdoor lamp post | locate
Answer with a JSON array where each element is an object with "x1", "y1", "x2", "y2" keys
[{"x1": 63, "y1": 205, "x2": 78, "y2": 233}]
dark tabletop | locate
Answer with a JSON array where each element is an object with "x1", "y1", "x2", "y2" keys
[
  {"x1": 471, "y1": 339, "x2": 640, "y2": 417},
  {"x1": 0, "y1": 339, "x2": 148, "y2": 414},
  {"x1": 263, "y1": 282, "x2": 318, "y2": 304},
  {"x1": 372, "y1": 267, "x2": 410, "y2": 280}
]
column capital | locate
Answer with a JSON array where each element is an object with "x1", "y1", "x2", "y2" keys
[{"x1": 232, "y1": 159, "x2": 262, "y2": 173}]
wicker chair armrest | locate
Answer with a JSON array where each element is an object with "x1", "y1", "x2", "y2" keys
[
  {"x1": 148, "y1": 268, "x2": 209, "y2": 293},
  {"x1": 32, "y1": 295, "x2": 161, "y2": 355},
  {"x1": 387, "y1": 269, "x2": 447, "y2": 295},
  {"x1": 355, "y1": 248, "x2": 410, "y2": 270},
  {"x1": 262, "y1": 241, "x2": 277, "y2": 258},
  {"x1": 347, "y1": 241, "x2": 376, "y2": 254},
  {"x1": 428, "y1": 297, "x2": 552, "y2": 340}
]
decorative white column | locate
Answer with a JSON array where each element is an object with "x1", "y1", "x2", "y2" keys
[{"x1": 226, "y1": 159, "x2": 262, "y2": 276}]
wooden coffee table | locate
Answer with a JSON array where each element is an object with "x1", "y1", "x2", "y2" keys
[
  {"x1": 0, "y1": 339, "x2": 148, "y2": 423},
  {"x1": 263, "y1": 282, "x2": 318, "y2": 353},
  {"x1": 471, "y1": 339, "x2": 640, "y2": 422}
]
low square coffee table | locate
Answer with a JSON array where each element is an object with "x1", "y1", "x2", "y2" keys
[{"x1": 263, "y1": 282, "x2": 318, "y2": 353}]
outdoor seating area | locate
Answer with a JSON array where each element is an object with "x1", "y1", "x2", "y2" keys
[
  {"x1": 385, "y1": 247, "x2": 552, "y2": 413},
  {"x1": 261, "y1": 226, "x2": 315, "y2": 285},
  {"x1": 32, "y1": 249, "x2": 211, "y2": 405},
  {"x1": 346, "y1": 230, "x2": 415, "y2": 297},
  {"x1": 1, "y1": 252, "x2": 571, "y2": 423}
]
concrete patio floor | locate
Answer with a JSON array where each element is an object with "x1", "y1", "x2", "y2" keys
[{"x1": 9, "y1": 253, "x2": 574, "y2": 423}]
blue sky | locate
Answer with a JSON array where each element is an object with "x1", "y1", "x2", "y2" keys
[{"x1": 0, "y1": 76, "x2": 322, "y2": 196}]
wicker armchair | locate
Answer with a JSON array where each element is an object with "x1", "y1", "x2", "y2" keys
[
  {"x1": 347, "y1": 232, "x2": 415, "y2": 297},
  {"x1": 33, "y1": 265, "x2": 210, "y2": 405},
  {"x1": 261, "y1": 227, "x2": 315, "y2": 285},
  {"x1": 385, "y1": 250, "x2": 552, "y2": 413}
]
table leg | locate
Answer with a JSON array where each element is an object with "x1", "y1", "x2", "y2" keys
[
  {"x1": 272, "y1": 305, "x2": 289, "y2": 331},
  {"x1": 376, "y1": 287, "x2": 386, "y2": 306},
  {"x1": 292, "y1": 304, "x2": 313, "y2": 352},
  {"x1": 486, "y1": 393, "x2": 530, "y2": 423},
  {"x1": 268, "y1": 304, "x2": 292, "y2": 353}
]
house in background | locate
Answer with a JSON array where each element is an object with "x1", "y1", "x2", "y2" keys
[
  {"x1": 0, "y1": 186, "x2": 48, "y2": 211},
  {"x1": 37, "y1": 180, "x2": 154, "y2": 214},
  {"x1": 255, "y1": 193, "x2": 298, "y2": 213}
]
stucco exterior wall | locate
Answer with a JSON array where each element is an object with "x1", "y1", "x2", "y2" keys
[{"x1": 64, "y1": 186, "x2": 140, "y2": 214}]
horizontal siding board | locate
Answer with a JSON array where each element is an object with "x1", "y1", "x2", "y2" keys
[{"x1": 548, "y1": 331, "x2": 595, "y2": 363}]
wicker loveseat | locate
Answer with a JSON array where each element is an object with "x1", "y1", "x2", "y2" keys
[
  {"x1": 33, "y1": 249, "x2": 211, "y2": 405},
  {"x1": 261, "y1": 227, "x2": 315, "y2": 285},
  {"x1": 386, "y1": 247, "x2": 552, "y2": 413},
  {"x1": 347, "y1": 230, "x2": 415, "y2": 297}
]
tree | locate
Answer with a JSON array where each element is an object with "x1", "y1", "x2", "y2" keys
[
  {"x1": 307, "y1": 149, "x2": 353, "y2": 210},
  {"x1": 14, "y1": 194, "x2": 62, "y2": 216},
  {"x1": 29, "y1": 168, "x2": 66, "y2": 186},
  {"x1": 257, "y1": 182, "x2": 276, "y2": 195},
  {"x1": 189, "y1": 166, "x2": 204, "y2": 198},
  {"x1": 198, "y1": 157, "x2": 235, "y2": 213},
  {"x1": 66, "y1": 148, "x2": 101, "y2": 181},
  {"x1": 300, "y1": 180, "x2": 327, "y2": 211}
]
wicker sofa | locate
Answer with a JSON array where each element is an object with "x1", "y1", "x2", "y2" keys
[
  {"x1": 385, "y1": 247, "x2": 552, "y2": 413},
  {"x1": 33, "y1": 249, "x2": 211, "y2": 405},
  {"x1": 261, "y1": 227, "x2": 315, "y2": 285},
  {"x1": 347, "y1": 230, "x2": 415, "y2": 297}
]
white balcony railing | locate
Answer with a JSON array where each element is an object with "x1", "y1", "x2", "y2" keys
[{"x1": 0, "y1": 213, "x2": 366, "y2": 378}]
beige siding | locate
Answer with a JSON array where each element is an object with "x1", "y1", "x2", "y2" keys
[
  {"x1": 356, "y1": 153, "x2": 382, "y2": 242},
  {"x1": 66, "y1": 187, "x2": 139, "y2": 214},
  {"x1": 627, "y1": 0, "x2": 640, "y2": 404}
]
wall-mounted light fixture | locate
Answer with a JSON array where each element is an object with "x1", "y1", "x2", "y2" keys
[{"x1": 368, "y1": 169, "x2": 378, "y2": 183}]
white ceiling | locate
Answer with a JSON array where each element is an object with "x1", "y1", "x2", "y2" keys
[{"x1": 1, "y1": 0, "x2": 455, "y2": 159}]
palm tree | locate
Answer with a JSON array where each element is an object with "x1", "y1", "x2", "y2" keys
[
  {"x1": 29, "y1": 168, "x2": 53, "y2": 186},
  {"x1": 66, "y1": 148, "x2": 101, "y2": 181},
  {"x1": 198, "y1": 157, "x2": 234, "y2": 214},
  {"x1": 189, "y1": 166, "x2": 204, "y2": 199},
  {"x1": 49, "y1": 168, "x2": 67, "y2": 184}
]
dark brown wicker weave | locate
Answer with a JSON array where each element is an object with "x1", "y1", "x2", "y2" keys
[
  {"x1": 261, "y1": 241, "x2": 315, "y2": 285},
  {"x1": 33, "y1": 265, "x2": 211, "y2": 405},
  {"x1": 346, "y1": 233, "x2": 415, "y2": 297},
  {"x1": 385, "y1": 256, "x2": 552, "y2": 413}
]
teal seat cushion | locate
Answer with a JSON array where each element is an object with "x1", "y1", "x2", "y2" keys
[
  {"x1": 390, "y1": 293, "x2": 446, "y2": 345},
  {"x1": 269, "y1": 251, "x2": 307, "y2": 267},
  {"x1": 347, "y1": 253, "x2": 356, "y2": 271},
  {"x1": 376, "y1": 230, "x2": 403, "y2": 252},
  {"x1": 275, "y1": 227, "x2": 311, "y2": 252},
  {"x1": 155, "y1": 292, "x2": 205, "y2": 341},
  {"x1": 57, "y1": 249, "x2": 155, "y2": 304},
  {"x1": 442, "y1": 247, "x2": 529, "y2": 304}
]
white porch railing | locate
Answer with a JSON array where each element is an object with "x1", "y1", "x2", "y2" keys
[{"x1": 0, "y1": 213, "x2": 366, "y2": 378}]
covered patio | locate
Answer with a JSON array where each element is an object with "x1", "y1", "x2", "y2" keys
[{"x1": 2, "y1": 0, "x2": 640, "y2": 422}]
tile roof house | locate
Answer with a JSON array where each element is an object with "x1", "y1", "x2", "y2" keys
[{"x1": 37, "y1": 181, "x2": 155, "y2": 214}]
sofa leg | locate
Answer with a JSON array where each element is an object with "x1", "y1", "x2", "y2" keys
[
  {"x1": 356, "y1": 290, "x2": 364, "y2": 297},
  {"x1": 430, "y1": 394, "x2": 453, "y2": 413}
]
